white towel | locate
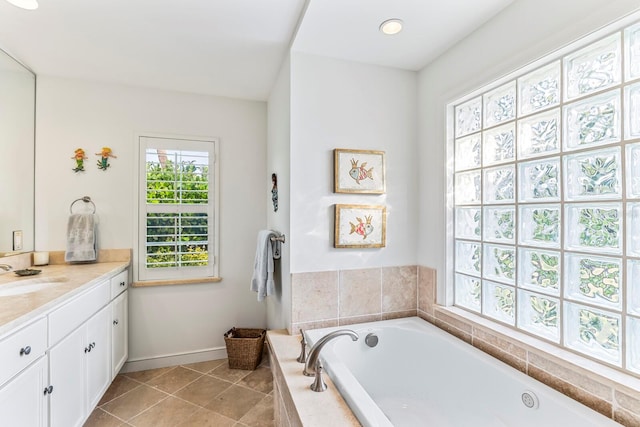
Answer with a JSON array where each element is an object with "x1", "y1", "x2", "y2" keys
[
  {"x1": 64, "y1": 213, "x2": 97, "y2": 263},
  {"x1": 250, "y1": 230, "x2": 280, "y2": 301}
]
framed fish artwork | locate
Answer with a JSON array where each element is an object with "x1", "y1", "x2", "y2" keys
[
  {"x1": 334, "y1": 149, "x2": 385, "y2": 194},
  {"x1": 334, "y1": 204, "x2": 386, "y2": 248}
]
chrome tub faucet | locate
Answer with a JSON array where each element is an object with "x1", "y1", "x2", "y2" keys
[
  {"x1": 296, "y1": 329, "x2": 307, "y2": 363},
  {"x1": 304, "y1": 329, "x2": 359, "y2": 392}
]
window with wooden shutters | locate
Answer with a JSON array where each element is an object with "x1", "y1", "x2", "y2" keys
[{"x1": 137, "y1": 136, "x2": 219, "y2": 282}]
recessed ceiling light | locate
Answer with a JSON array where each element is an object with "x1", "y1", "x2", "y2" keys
[
  {"x1": 379, "y1": 18, "x2": 403, "y2": 35},
  {"x1": 5, "y1": 0, "x2": 38, "y2": 10}
]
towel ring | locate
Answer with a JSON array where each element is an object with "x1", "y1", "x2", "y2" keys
[{"x1": 70, "y1": 196, "x2": 96, "y2": 214}]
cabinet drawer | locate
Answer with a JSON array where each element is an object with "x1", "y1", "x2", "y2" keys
[
  {"x1": 49, "y1": 281, "x2": 109, "y2": 345},
  {"x1": 110, "y1": 270, "x2": 128, "y2": 299},
  {"x1": 0, "y1": 317, "x2": 47, "y2": 387}
]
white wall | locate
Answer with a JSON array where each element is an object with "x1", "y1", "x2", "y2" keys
[
  {"x1": 417, "y1": 0, "x2": 640, "y2": 302},
  {"x1": 35, "y1": 76, "x2": 268, "y2": 363},
  {"x1": 266, "y1": 55, "x2": 292, "y2": 330},
  {"x1": 290, "y1": 52, "x2": 418, "y2": 273}
]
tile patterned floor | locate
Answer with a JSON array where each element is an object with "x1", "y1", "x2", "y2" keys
[{"x1": 84, "y1": 356, "x2": 274, "y2": 427}]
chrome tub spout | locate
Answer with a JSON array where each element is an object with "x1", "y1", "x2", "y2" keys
[{"x1": 304, "y1": 329, "x2": 359, "y2": 392}]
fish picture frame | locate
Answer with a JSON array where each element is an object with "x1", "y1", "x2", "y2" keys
[
  {"x1": 334, "y1": 149, "x2": 385, "y2": 194},
  {"x1": 334, "y1": 204, "x2": 386, "y2": 248}
]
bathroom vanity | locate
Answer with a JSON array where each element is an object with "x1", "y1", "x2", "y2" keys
[{"x1": 0, "y1": 258, "x2": 129, "y2": 426}]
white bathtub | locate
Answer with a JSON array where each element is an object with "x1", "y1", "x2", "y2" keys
[{"x1": 305, "y1": 317, "x2": 621, "y2": 427}]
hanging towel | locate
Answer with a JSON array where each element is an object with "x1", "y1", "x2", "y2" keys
[
  {"x1": 64, "y1": 213, "x2": 97, "y2": 263},
  {"x1": 250, "y1": 230, "x2": 280, "y2": 301}
]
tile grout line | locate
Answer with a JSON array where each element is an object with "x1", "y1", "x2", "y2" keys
[
  {"x1": 89, "y1": 362, "x2": 273, "y2": 427},
  {"x1": 96, "y1": 376, "x2": 146, "y2": 408},
  {"x1": 121, "y1": 392, "x2": 172, "y2": 425},
  {"x1": 96, "y1": 362, "x2": 274, "y2": 426}
]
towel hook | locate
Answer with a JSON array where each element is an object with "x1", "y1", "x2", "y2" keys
[{"x1": 70, "y1": 196, "x2": 96, "y2": 214}]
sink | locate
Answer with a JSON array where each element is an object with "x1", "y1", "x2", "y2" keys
[{"x1": 0, "y1": 277, "x2": 67, "y2": 297}]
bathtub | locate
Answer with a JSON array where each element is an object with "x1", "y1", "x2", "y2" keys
[{"x1": 304, "y1": 317, "x2": 621, "y2": 427}]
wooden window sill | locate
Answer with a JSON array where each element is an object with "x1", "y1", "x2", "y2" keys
[{"x1": 132, "y1": 277, "x2": 222, "y2": 287}]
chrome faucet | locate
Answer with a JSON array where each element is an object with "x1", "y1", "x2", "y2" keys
[
  {"x1": 0, "y1": 264, "x2": 13, "y2": 272},
  {"x1": 304, "y1": 329, "x2": 359, "y2": 392},
  {"x1": 296, "y1": 329, "x2": 307, "y2": 363}
]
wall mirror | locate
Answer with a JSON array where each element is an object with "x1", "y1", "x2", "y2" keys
[{"x1": 0, "y1": 47, "x2": 35, "y2": 256}]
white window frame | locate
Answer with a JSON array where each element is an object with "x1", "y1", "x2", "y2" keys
[
  {"x1": 134, "y1": 134, "x2": 220, "y2": 283},
  {"x1": 445, "y1": 11, "x2": 640, "y2": 373}
]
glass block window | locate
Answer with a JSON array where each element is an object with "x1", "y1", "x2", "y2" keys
[{"x1": 449, "y1": 17, "x2": 640, "y2": 372}]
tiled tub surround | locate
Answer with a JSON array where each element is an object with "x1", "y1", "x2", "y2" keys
[
  {"x1": 290, "y1": 265, "x2": 418, "y2": 334},
  {"x1": 419, "y1": 268, "x2": 640, "y2": 426},
  {"x1": 287, "y1": 265, "x2": 640, "y2": 426}
]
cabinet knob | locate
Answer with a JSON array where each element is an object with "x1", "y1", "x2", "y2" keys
[
  {"x1": 113, "y1": 319, "x2": 119, "y2": 325},
  {"x1": 43, "y1": 385, "x2": 53, "y2": 395},
  {"x1": 19, "y1": 345, "x2": 31, "y2": 356},
  {"x1": 120, "y1": 281, "x2": 126, "y2": 287}
]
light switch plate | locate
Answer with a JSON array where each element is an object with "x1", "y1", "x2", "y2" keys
[{"x1": 13, "y1": 230, "x2": 23, "y2": 251}]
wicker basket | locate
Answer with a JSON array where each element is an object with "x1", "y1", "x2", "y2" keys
[{"x1": 224, "y1": 327, "x2": 266, "y2": 370}]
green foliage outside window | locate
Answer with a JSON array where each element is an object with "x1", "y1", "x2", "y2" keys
[
  {"x1": 145, "y1": 157, "x2": 210, "y2": 268},
  {"x1": 146, "y1": 159, "x2": 209, "y2": 204}
]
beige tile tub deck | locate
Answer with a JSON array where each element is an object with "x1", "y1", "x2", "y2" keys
[{"x1": 267, "y1": 329, "x2": 360, "y2": 427}]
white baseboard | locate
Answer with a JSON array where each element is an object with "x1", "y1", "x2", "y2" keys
[{"x1": 120, "y1": 346, "x2": 228, "y2": 373}]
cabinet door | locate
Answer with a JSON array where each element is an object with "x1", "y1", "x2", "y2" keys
[
  {"x1": 49, "y1": 326, "x2": 85, "y2": 427},
  {"x1": 0, "y1": 356, "x2": 48, "y2": 427},
  {"x1": 111, "y1": 291, "x2": 128, "y2": 377},
  {"x1": 85, "y1": 305, "x2": 111, "y2": 413}
]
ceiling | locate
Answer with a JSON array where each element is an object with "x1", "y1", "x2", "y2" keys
[{"x1": 0, "y1": 0, "x2": 514, "y2": 101}]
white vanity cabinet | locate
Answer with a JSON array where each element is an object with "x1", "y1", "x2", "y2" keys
[
  {"x1": 49, "y1": 305, "x2": 111, "y2": 427},
  {"x1": 0, "y1": 317, "x2": 49, "y2": 427},
  {"x1": 0, "y1": 356, "x2": 48, "y2": 427},
  {"x1": 0, "y1": 265, "x2": 129, "y2": 427},
  {"x1": 0, "y1": 316, "x2": 47, "y2": 387},
  {"x1": 110, "y1": 269, "x2": 128, "y2": 299},
  {"x1": 49, "y1": 281, "x2": 112, "y2": 427},
  {"x1": 48, "y1": 322, "x2": 86, "y2": 427},
  {"x1": 111, "y1": 290, "x2": 128, "y2": 377},
  {"x1": 110, "y1": 268, "x2": 129, "y2": 377}
]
